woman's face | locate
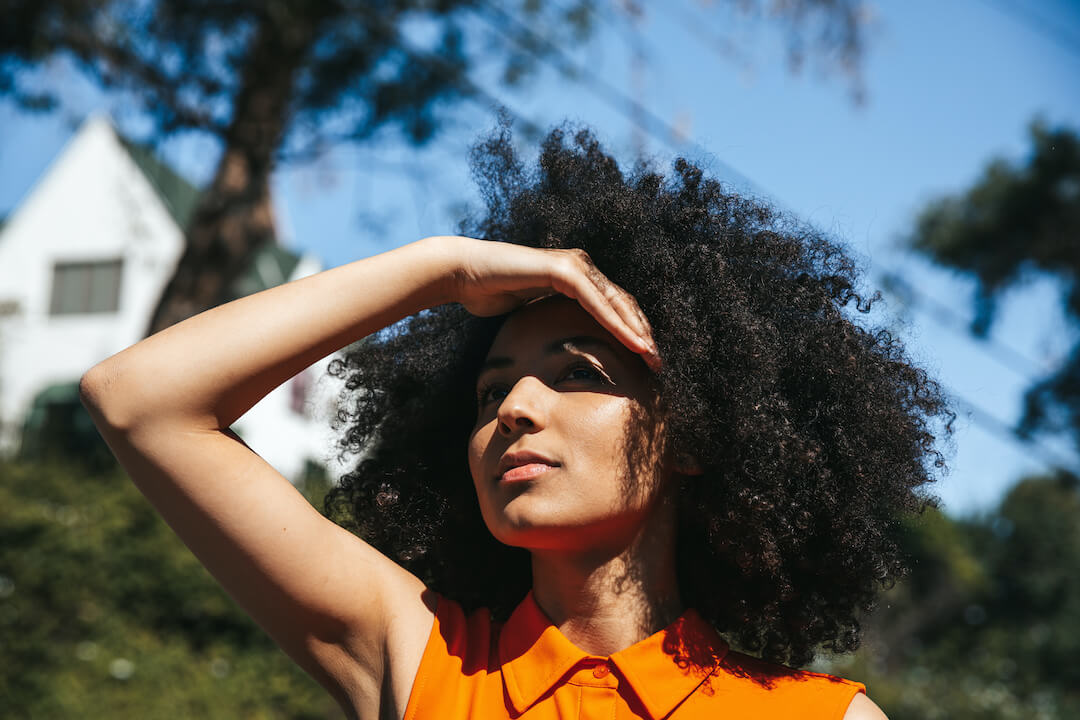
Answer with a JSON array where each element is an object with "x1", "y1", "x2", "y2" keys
[{"x1": 467, "y1": 296, "x2": 670, "y2": 553}]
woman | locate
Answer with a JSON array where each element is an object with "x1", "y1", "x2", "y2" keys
[{"x1": 81, "y1": 126, "x2": 951, "y2": 719}]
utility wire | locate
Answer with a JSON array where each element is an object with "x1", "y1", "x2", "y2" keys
[
  {"x1": 353, "y1": 0, "x2": 1080, "y2": 479},
  {"x1": 879, "y1": 271, "x2": 1049, "y2": 379},
  {"x1": 951, "y1": 394, "x2": 1080, "y2": 477},
  {"x1": 974, "y1": 0, "x2": 1080, "y2": 61},
  {"x1": 880, "y1": 270, "x2": 1080, "y2": 474},
  {"x1": 469, "y1": 1, "x2": 1080, "y2": 477},
  {"x1": 649, "y1": 0, "x2": 754, "y2": 73},
  {"x1": 467, "y1": 0, "x2": 770, "y2": 197}
]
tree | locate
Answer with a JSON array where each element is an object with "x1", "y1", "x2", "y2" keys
[
  {"x1": 819, "y1": 472, "x2": 1080, "y2": 719},
  {"x1": 1, "y1": 0, "x2": 872, "y2": 336},
  {"x1": 810, "y1": 121, "x2": 1080, "y2": 718},
  {"x1": 904, "y1": 121, "x2": 1080, "y2": 451}
]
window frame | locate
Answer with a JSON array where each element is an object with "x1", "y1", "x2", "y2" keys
[{"x1": 48, "y1": 258, "x2": 124, "y2": 316}]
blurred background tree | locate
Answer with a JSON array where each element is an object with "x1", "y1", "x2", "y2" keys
[
  {"x1": 822, "y1": 471, "x2": 1080, "y2": 720},
  {"x1": 817, "y1": 121, "x2": 1080, "y2": 720},
  {"x1": 904, "y1": 122, "x2": 1080, "y2": 451},
  {"x1": 0, "y1": 0, "x2": 869, "y2": 335},
  {"x1": 0, "y1": 456, "x2": 341, "y2": 719}
]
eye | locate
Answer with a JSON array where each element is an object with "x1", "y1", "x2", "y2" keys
[
  {"x1": 559, "y1": 363, "x2": 609, "y2": 385},
  {"x1": 475, "y1": 363, "x2": 610, "y2": 409},
  {"x1": 476, "y1": 383, "x2": 508, "y2": 407}
]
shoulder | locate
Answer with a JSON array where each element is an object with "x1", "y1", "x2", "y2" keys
[
  {"x1": 842, "y1": 692, "x2": 889, "y2": 720},
  {"x1": 378, "y1": 585, "x2": 438, "y2": 720},
  {"x1": 712, "y1": 650, "x2": 871, "y2": 719},
  {"x1": 397, "y1": 593, "x2": 509, "y2": 720},
  {"x1": 396, "y1": 591, "x2": 502, "y2": 679}
]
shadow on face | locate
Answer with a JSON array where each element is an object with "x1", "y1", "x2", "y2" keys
[{"x1": 466, "y1": 296, "x2": 674, "y2": 554}]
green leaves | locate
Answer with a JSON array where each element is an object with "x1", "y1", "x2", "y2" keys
[
  {"x1": 0, "y1": 459, "x2": 344, "y2": 719},
  {"x1": 818, "y1": 472, "x2": 1080, "y2": 720},
  {"x1": 906, "y1": 119, "x2": 1080, "y2": 456}
]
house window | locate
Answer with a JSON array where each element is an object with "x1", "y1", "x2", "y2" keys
[{"x1": 49, "y1": 259, "x2": 123, "y2": 315}]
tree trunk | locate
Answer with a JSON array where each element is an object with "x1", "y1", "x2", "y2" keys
[{"x1": 145, "y1": 8, "x2": 319, "y2": 336}]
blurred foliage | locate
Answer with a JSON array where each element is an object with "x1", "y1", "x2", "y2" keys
[
  {"x1": 889, "y1": 115, "x2": 1080, "y2": 718},
  {"x1": 0, "y1": 0, "x2": 596, "y2": 148},
  {"x1": 0, "y1": 0, "x2": 869, "y2": 143},
  {"x1": 906, "y1": 121, "x2": 1080, "y2": 449},
  {"x1": 0, "y1": 0, "x2": 603, "y2": 335},
  {"x1": 817, "y1": 471, "x2": 1080, "y2": 719},
  {"x1": 17, "y1": 384, "x2": 116, "y2": 473},
  {"x1": 0, "y1": 457, "x2": 343, "y2": 719},
  {"x1": 0, "y1": 0, "x2": 874, "y2": 336},
  {"x1": 4, "y1": 445, "x2": 1078, "y2": 717}
]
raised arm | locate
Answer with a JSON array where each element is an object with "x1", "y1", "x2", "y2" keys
[
  {"x1": 79, "y1": 236, "x2": 656, "y2": 719},
  {"x1": 79, "y1": 237, "x2": 464, "y2": 717}
]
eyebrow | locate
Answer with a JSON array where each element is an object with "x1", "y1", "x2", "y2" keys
[{"x1": 478, "y1": 335, "x2": 620, "y2": 376}]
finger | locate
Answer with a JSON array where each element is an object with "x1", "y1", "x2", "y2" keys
[
  {"x1": 574, "y1": 255, "x2": 649, "y2": 341},
  {"x1": 552, "y1": 258, "x2": 653, "y2": 356},
  {"x1": 596, "y1": 282, "x2": 662, "y2": 372},
  {"x1": 587, "y1": 268, "x2": 659, "y2": 359},
  {"x1": 544, "y1": 250, "x2": 661, "y2": 371},
  {"x1": 619, "y1": 297, "x2": 661, "y2": 372},
  {"x1": 609, "y1": 288, "x2": 655, "y2": 349}
]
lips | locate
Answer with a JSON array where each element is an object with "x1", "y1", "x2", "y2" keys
[{"x1": 496, "y1": 450, "x2": 560, "y2": 483}]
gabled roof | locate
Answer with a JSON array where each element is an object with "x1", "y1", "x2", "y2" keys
[
  {"x1": 116, "y1": 128, "x2": 303, "y2": 297},
  {"x1": 116, "y1": 135, "x2": 202, "y2": 231},
  {"x1": 224, "y1": 242, "x2": 303, "y2": 302},
  {"x1": 2, "y1": 116, "x2": 305, "y2": 298}
]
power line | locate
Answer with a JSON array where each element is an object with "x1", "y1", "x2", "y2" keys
[
  {"x1": 467, "y1": 0, "x2": 770, "y2": 197},
  {"x1": 951, "y1": 393, "x2": 1080, "y2": 477},
  {"x1": 354, "y1": 1, "x2": 1080, "y2": 479},
  {"x1": 879, "y1": 270, "x2": 1080, "y2": 475},
  {"x1": 651, "y1": 0, "x2": 754, "y2": 73},
  {"x1": 879, "y1": 271, "x2": 1049, "y2": 379},
  {"x1": 974, "y1": 0, "x2": 1080, "y2": 61},
  {"x1": 468, "y1": 2, "x2": 1080, "y2": 478}
]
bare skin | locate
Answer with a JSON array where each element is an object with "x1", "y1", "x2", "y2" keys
[
  {"x1": 80, "y1": 236, "x2": 887, "y2": 720},
  {"x1": 467, "y1": 295, "x2": 686, "y2": 655}
]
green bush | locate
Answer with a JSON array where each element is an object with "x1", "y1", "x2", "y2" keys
[
  {"x1": 5, "y1": 455, "x2": 1077, "y2": 719},
  {"x1": 0, "y1": 458, "x2": 344, "y2": 719}
]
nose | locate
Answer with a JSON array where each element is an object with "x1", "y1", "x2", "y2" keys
[{"x1": 496, "y1": 376, "x2": 550, "y2": 437}]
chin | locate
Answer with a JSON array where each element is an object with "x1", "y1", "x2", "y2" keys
[
  {"x1": 481, "y1": 504, "x2": 566, "y2": 548},
  {"x1": 483, "y1": 505, "x2": 615, "y2": 553}
]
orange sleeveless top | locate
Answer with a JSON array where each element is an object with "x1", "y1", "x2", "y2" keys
[{"x1": 403, "y1": 591, "x2": 865, "y2": 719}]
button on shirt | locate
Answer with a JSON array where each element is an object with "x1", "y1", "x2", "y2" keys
[{"x1": 402, "y1": 591, "x2": 866, "y2": 719}]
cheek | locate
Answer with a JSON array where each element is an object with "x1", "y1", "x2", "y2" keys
[
  {"x1": 567, "y1": 399, "x2": 663, "y2": 506},
  {"x1": 467, "y1": 421, "x2": 495, "y2": 485},
  {"x1": 564, "y1": 399, "x2": 634, "y2": 458}
]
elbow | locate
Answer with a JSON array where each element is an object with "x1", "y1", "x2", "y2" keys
[{"x1": 79, "y1": 361, "x2": 136, "y2": 432}]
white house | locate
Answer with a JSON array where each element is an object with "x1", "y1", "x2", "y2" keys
[{"x1": 0, "y1": 114, "x2": 340, "y2": 483}]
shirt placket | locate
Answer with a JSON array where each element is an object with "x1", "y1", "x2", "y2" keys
[{"x1": 565, "y1": 658, "x2": 621, "y2": 720}]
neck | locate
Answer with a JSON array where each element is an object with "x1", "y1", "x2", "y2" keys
[{"x1": 529, "y1": 494, "x2": 682, "y2": 657}]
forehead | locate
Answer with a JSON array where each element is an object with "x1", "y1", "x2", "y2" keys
[{"x1": 485, "y1": 296, "x2": 617, "y2": 359}]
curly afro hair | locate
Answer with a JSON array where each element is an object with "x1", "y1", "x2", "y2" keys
[{"x1": 324, "y1": 123, "x2": 955, "y2": 668}]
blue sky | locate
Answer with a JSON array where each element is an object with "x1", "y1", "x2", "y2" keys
[{"x1": 2, "y1": 0, "x2": 1078, "y2": 515}]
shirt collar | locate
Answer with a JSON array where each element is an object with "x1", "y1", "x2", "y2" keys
[{"x1": 498, "y1": 591, "x2": 729, "y2": 719}]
